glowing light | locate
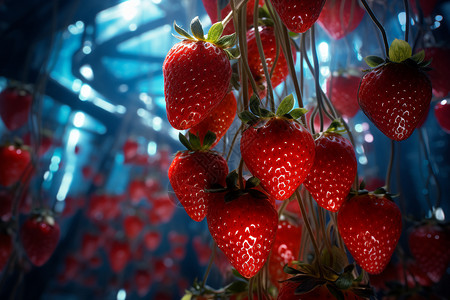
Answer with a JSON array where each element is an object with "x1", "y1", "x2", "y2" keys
[
  {"x1": 129, "y1": 23, "x2": 137, "y2": 31},
  {"x1": 75, "y1": 21, "x2": 84, "y2": 29},
  {"x1": 359, "y1": 156, "x2": 368, "y2": 165},
  {"x1": 435, "y1": 207, "x2": 445, "y2": 221},
  {"x1": 56, "y1": 172, "x2": 73, "y2": 201},
  {"x1": 320, "y1": 66, "x2": 330, "y2": 77},
  {"x1": 152, "y1": 0, "x2": 161, "y2": 3},
  {"x1": 68, "y1": 129, "x2": 80, "y2": 149},
  {"x1": 153, "y1": 117, "x2": 162, "y2": 131},
  {"x1": 117, "y1": 289, "x2": 126, "y2": 300},
  {"x1": 362, "y1": 122, "x2": 369, "y2": 131},
  {"x1": 398, "y1": 12, "x2": 406, "y2": 26},
  {"x1": 79, "y1": 84, "x2": 92, "y2": 100},
  {"x1": 148, "y1": 141, "x2": 157, "y2": 155},
  {"x1": 73, "y1": 112, "x2": 86, "y2": 127},
  {"x1": 355, "y1": 124, "x2": 363, "y2": 132},
  {"x1": 80, "y1": 65, "x2": 94, "y2": 80},
  {"x1": 82, "y1": 45, "x2": 92, "y2": 54},
  {"x1": 440, "y1": 99, "x2": 447, "y2": 105},
  {"x1": 92, "y1": 97, "x2": 117, "y2": 113},
  {"x1": 436, "y1": 15, "x2": 443, "y2": 21},
  {"x1": 118, "y1": 84, "x2": 128, "y2": 93},
  {"x1": 116, "y1": 105, "x2": 126, "y2": 114},
  {"x1": 318, "y1": 42, "x2": 329, "y2": 61},
  {"x1": 72, "y1": 79, "x2": 82, "y2": 92},
  {"x1": 364, "y1": 133, "x2": 374, "y2": 143},
  {"x1": 122, "y1": 0, "x2": 139, "y2": 21}
]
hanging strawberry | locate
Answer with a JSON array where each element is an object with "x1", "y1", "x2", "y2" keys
[
  {"x1": 163, "y1": 17, "x2": 238, "y2": 130},
  {"x1": 317, "y1": 0, "x2": 365, "y2": 40},
  {"x1": 0, "y1": 85, "x2": 33, "y2": 131},
  {"x1": 240, "y1": 95, "x2": 315, "y2": 201},
  {"x1": 189, "y1": 92, "x2": 237, "y2": 149},
  {"x1": 409, "y1": 0, "x2": 440, "y2": 18},
  {"x1": 270, "y1": 0, "x2": 326, "y2": 33},
  {"x1": 207, "y1": 173, "x2": 278, "y2": 278},
  {"x1": 423, "y1": 47, "x2": 450, "y2": 98},
  {"x1": 168, "y1": 132, "x2": 228, "y2": 222},
  {"x1": 358, "y1": 39, "x2": 432, "y2": 141},
  {"x1": 20, "y1": 210, "x2": 60, "y2": 266},
  {"x1": 337, "y1": 193, "x2": 402, "y2": 274},
  {"x1": 108, "y1": 239, "x2": 131, "y2": 273},
  {"x1": 0, "y1": 142, "x2": 32, "y2": 187},
  {"x1": 326, "y1": 71, "x2": 361, "y2": 118},
  {"x1": 303, "y1": 121, "x2": 357, "y2": 212},
  {"x1": 434, "y1": 99, "x2": 450, "y2": 133}
]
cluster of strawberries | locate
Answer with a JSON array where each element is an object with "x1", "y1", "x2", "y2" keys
[{"x1": 163, "y1": 0, "x2": 450, "y2": 299}]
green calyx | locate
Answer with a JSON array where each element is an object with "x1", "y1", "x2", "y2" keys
[
  {"x1": 364, "y1": 39, "x2": 431, "y2": 69},
  {"x1": 173, "y1": 17, "x2": 239, "y2": 60},
  {"x1": 324, "y1": 119, "x2": 347, "y2": 135},
  {"x1": 178, "y1": 131, "x2": 216, "y2": 151},
  {"x1": 238, "y1": 94, "x2": 307, "y2": 125}
]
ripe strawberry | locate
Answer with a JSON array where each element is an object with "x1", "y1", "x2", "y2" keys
[
  {"x1": 358, "y1": 40, "x2": 432, "y2": 141},
  {"x1": 240, "y1": 97, "x2": 315, "y2": 200},
  {"x1": 207, "y1": 192, "x2": 278, "y2": 278},
  {"x1": 270, "y1": 0, "x2": 326, "y2": 33},
  {"x1": 246, "y1": 25, "x2": 297, "y2": 99},
  {"x1": 408, "y1": 222, "x2": 450, "y2": 283},
  {"x1": 147, "y1": 194, "x2": 175, "y2": 224},
  {"x1": 317, "y1": 0, "x2": 365, "y2": 40},
  {"x1": 303, "y1": 131, "x2": 357, "y2": 212},
  {"x1": 192, "y1": 236, "x2": 212, "y2": 265},
  {"x1": 81, "y1": 232, "x2": 101, "y2": 259},
  {"x1": 123, "y1": 138, "x2": 139, "y2": 163},
  {"x1": 134, "y1": 269, "x2": 152, "y2": 296},
  {"x1": 0, "y1": 143, "x2": 32, "y2": 187},
  {"x1": 0, "y1": 227, "x2": 12, "y2": 271},
  {"x1": 268, "y1": 220, "x2": 302, "y2": 288},
  {"x1": 189, "y1": 92, "x2": 237, "y2": 148},
  {"x1": 20, "y1": 212, "x2": 60, "y2": 266},
  {"x1": 305, "y1": 107, "x2": 332, "y2": 133},
  {"x1": 123, "y1": 215, "x2": 144, "y2": 240},
  {"x1": 144, "y1": 231, "x2": 161, "y2": 251},
  {"x1": 0, "y1": 85, "x2": 32, "y2": 131},
  {"x1": 337, "y1": 194, "x2": 402, "y2": 274},
  {"x1": 434, "y1": 99, "x2": 450, "y2": 133},
  {"x1": 202, "y1": 0, "x2": 265, "y2": 35},
  {"x1": 326, "y1": 72, "x2": 361, "y2": 118},
  {"x1": 108, "y1": 239, "x2": 131, "y2": 273},
  {"x1": 168, "y1": 133, "x2": 228, "y2": 222},
  {"x1": 424, "y1": 47, "x2": 450, "y2": 98},
  {"x1": 409, "y1": 0, "x2": 439, "y2": 17},
  {"x1": 163, "y1": 18, "x2": 237, "y2": 130}
]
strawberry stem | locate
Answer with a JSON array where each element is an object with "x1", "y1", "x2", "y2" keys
[
  {"x1": 403, "y1": 0, "x2": 410, "y2": 42},
  {"x1": 385, "y1": 140, "x2": 395, "y2": 193},
  {"x1": 200, "y1": 241, "x2": 217, "y2": 289},
  {"x1": 359, "y1": 0, "x2": 389, "y2": 58}
]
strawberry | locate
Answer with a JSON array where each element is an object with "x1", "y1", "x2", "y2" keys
[
  {"x1": 246, "y1": 25, "x2": 297, "y2": 99},
  {"x1": 326, "y1": 72, "x2": 361, "y2": 118},
  {"x1": 202, "y1": 0, "x2": 265, "y2": 35},
  {"x1": 270, "y1": 0, "x2": 326, "y2": 33},
  {"x1": 81, "y1": 232, "x2": 101, "y2": 259},
  {"x1": 408, "y1": 222, "x2": 450, "y2": 283},
  {"x1": 0, "y1": 143, "x2": 32, "y2": 187},
  {"x1": 123, "y1": 138, "x2": 139, "y2": 163},
  {"x1": 134, "y1": 269, "x2": 152, "y2": 296},
  {"x1": 0, "y1": 85, "x2": 32, "y2": 131},
  {"x1": 409, "y1": 0, "x2": 439, "y2": 18},
  {"x1": 0, "y1": 226, "x2": 12, "y2": 271},
  {"x1": 305, "y1": 107, "x2": 332, "y2": 133},
  {"x1": 168, "y1": 132, "x2": 228, "y2": 221},
  {"x1": 424, "y1": 47, "x2": 450, "y2": 98},
  {"x1": 358, "y1": 39, "x2": 432, "y2": 141},
  {"x1": 434, "y1": 99, "x2": 450, "y2": 133},
  {"x1": 22, "y1": 130, "x2": 53, "y2": 156},
  {"x1": 303, "y1": 129, "x2": 357, "y2": 212},
  {"x1": 240, "y1": 96, "x2": 315, "y2": 200},
  {"x1": 144, "y1": 231, "x2": 161, "y2": 251},
  {"x1": 268, "y1": 220, "x2": 302, "y2": 288},
  {"x1": 207, "y1": 191, "x2": 278, "y2": 278},
  {"x1": 147, "y1": 194, "x2": 175, "y2": 224},
  {"x1": 192, "y1": 236, "x2": 212, "y2": 265},
  {"x1": 108, "y1": 239, "x2": 131, "y2": 273},
  {"x1": 189, "y1": 92, "x2": 237, "y2": 148},
  {"x1": 163, "y1": 17, "x2": 237, "y2": 130},
  {"x1": 123, "y1": 214, "x2": 144, "y2": 240},
  {"x1": 337, "y1": 194, "x2": 402, "y2": 274},
  {"x1": 317, "y1": 0, "x2": 365, "y2": 40},
  {"x1": 20, "y1": 211, "x2": 60, "y2": 266}
]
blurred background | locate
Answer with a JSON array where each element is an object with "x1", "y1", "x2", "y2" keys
[{"x1": 0, "y1": 0, "x2": 449, "y2": 299}]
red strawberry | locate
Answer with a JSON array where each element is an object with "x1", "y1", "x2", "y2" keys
[
  {"x1": 337, "y1": 194, "x2": 402, "y2": 274},
  {"x1": 0, "y1": 227, "x2": 12, "y2": 271},
  {"x1": 202, "y1": 0, "x2": 265, "y2": 35},
  {"x1": 163, "y1": 18, "x2": 236, "y2": 130},
  {"x1": 134, "y1": 269, "x2": 152, "y2": 296},
  {"x1": 326, "y1": 73, "x2": 361, "y2": 118},
  {"x1": 268, "y1": 220, "x2": 302, "y2": 288},
  {"x1": 123, "y1": 138, "x2": 139, "y2": 163},
  {"x1": 108, "y1": 239, "x2": 131, "y2": 273},
  {"x1": 0, "y1": 85, "x2": 32, "y2": 131},
  {"x1": 192, "y1": 236, "x2": 212, "y2": 265},
  {"x1": 0, "y1": 143, "x2": 32, "y2": 187},
  {"x1": 305, "y1": 107, "x2": 332, "y2": 133},
  {"x1": 22, "y1": 130, "x2": 53, "y2": 156},
  {"x1": 128, "y1": 179, "x2": 148, "y2": 203},
  {"x1": 424, "y1": 47, "x2": 450, "y2": 98},
  {"x1": 189, "y1": 92, "x2": 237, "y2": 148},
  {"x1": 317, "y1": 0, "x2": 365, "y2": 40},
  {"x1": 409, "y1": 0, "x2": 439, "y2": 18},
  {"x1": 434, "y1": 99, "x2": 450, "y2": 133},
  {"x1": 207, "y1": 192, "x2": 278, "y2": 278},
  {"x1": 168, "y1": 133, "x2": 228, "y2": 222},
  {"x1": 81, "y1": 233, "x2": 101, "y2": 259},
  {"x1": 408, "y1": 222, "x2": 450, "y2": 283},
  {"x1": 270, "y1": 0, "x2": 326, "y2": 33},
  {"x1": 240, "y1": 98, "x2": 315, "y2": 200},
  {"x1": 123, "y1": 215, "x2": 144, "y2": 240},
  {"x1": 246, "y1": 25, "x2": 297, "y2": 99},
  {"x1": 277, "y1": 280, "x2": 365, "y2": 299},
  {"x1": 147, "y1": 194, "x2": 175, "y2": 224},
  {"x1": 20, "y1": 212, "x2": 60, "y2": 266},
  {"x1": 303, "y1": 131, "x2": 357, "y2": 212},
  {"x1": 144, "y1": 231, "x2": 161, "y2": 251},
  {"x1": 358, "y1": 40, "x2": 432, "y2": 141}
]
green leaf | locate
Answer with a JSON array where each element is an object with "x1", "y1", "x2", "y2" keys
[
  {"x1": 389, "y1": 39, "x2": 412, "y2": 63},
  {"x1": 174, "y1": 21, "x2": 193, "y2": 40},
  {"x1": 335, "y1": 273, "x2": 354, "y2": 290},
  {"x1": 202, "y1": 131, "x2": 217, "y2": 149},
  {"x1": 181, "y1": 294, "x2": 192, "y2": 300},
  {"x1": 188, "y1": 132, "x2": 201, "y2": 150},
  {"x1": 238, "y1": 111, "x2": 258, "y2": 124},
  {"x1": 419, "y1": 59, "x2": 432, "y2": 68},
  {"x1": 225, "y1": 190, "x2": 246, "y2": 202},
  {"x1": 225, "y1": 280, "x2": 248, "y2": 293},
  {"x1": 283, "y1": 265, "x2": 302, "y2": 275},
  {"x1": 190, "y1": 16, "x2": 204, "y2": 40},
  {"x1": 245, "y1": 177, "x2": 260, "y2": 189},
  {"x1": 216, "y1": 33, "x2": 237, "y2": 48},
  {"x1": 326, "y1": 284, "x2": 345, "y2": 300},
  {"x1": 260, "y1": 108, "x2": 275, "y2": 118},
  {"x1": 359, "y1": 180, "x2": 366, "y2": 190},
  {"x1": 179, "y1": 133, "x2": 192, "y2": 150},
  {"x1": 276, "y1": 94, "x2": 295, "y2": 116},
  {"x1": 289, "y1": 108, "x2": 308, "y2": 119},
  {"x1": 364, "y1": 55, "x2": 385, "y2": 68},
  {"x1": 207, "y1": 22, "x2": 224, "y2": 43},
  {"x1": 226, "y1": 170, "x2": 238, "y2": 190},
  {"x1": 225, "y1": 47, "x2": 240, "y2": 60},
  {"x1": 294, "y1": 277, "x2": 326, "y2": 294},
  {"x1": 249, "y1": 95, "x2": 262, "y2": 116},
  {"x1": 232, "y1": 268, "x2": 248, "y2": 281},
  {"x1": 410, "y1": 50, "x2": 425, "y2": 64}
]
